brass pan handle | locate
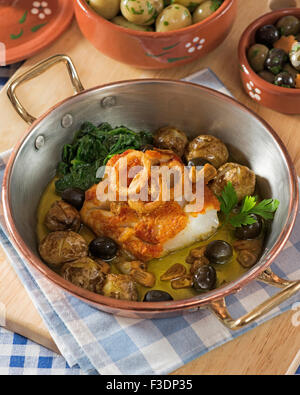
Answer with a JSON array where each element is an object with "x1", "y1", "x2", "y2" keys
[
  {"x1": 7, "y1": 54, "x2": 84, "y2": 125},
  {"x1": 210, "y1": 268, "x2": 300, "y2": 330}
]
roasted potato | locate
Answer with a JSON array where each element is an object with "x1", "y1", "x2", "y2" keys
[
  {"x1": 210, "y1": 162, "x2": 256, "y2": 202},
  {"x1": 45, "y1": 200, "x2": 81, "y2": 232},
  {"x1": 247, "y1": 44, "x2": 269, "y2": 73},
  {"x1": 102, "y1": 273, "x2": 139, "y2": 301},
  {"x1": 185, "y1": 135, "x2": 229, "y2": 168},
  {"x1": 153, "y1": 126, "x2": 188, "y2": 157},
  {"x1": 39, "y1": 231, "x2": 88, "y2": 267},
  {"x1": 61, "y1": 257, "x2": 106, "y2": 294}
]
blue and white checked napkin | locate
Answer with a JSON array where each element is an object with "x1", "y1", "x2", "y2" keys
[
  {"x1": 0, "y1": 149, "x2": 300, "y2": 375},
  {"x1": 0, "y1": 327, "x2": 81, "y2": 375},
  {"x1": 0, "y1": 63, "x2": 22, "y2": 88},
  {"x1": 0, "y1": 65, "x2": 300, "y2": 375}
]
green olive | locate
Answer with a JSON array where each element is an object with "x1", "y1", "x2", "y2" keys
[
  {"x1": 283, "y1": 62, "x2": 299, "y2": 79},
  {"x1": 193, "y1": 1, "x2": 215, "y2": 24},
  {"x1": 156, "y1": 4, "x2": 192, "y2": 32},
  {"x1": 258, "y1": 70, "x2": 275, "y2": 84},
  {"x1": 154, "y1": 0, "x2": 164, "y2": 13},
  {"x1": 247, "y1": 44, "x2": 269, "y2": 72},
  {"x1": 172, "y1": 0, "x2": 207, "y2": 10},
  {"x1": 121, "y1": 0, "x2": 163, "y2": 26},
  {"x1": 88, "y1": 0, "x2": 120, "y2": 20},
  {"x1": 111, "y1": 16, "x2": 154, "y2": 31},
  {"x1": 276, "y1": 15, "x2": 300, "y2": 36}
]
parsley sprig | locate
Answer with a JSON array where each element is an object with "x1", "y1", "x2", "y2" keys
[{"x1": 217, "y1": 182, "x2": 279, "y2": 227}]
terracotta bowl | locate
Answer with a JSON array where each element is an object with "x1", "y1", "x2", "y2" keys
[
  {"x1": 74, "y1": 0, "x2": 237, "y2": 69},
  {"x1": 238, "y1": 8, "x2": 300, "y2": 114}
]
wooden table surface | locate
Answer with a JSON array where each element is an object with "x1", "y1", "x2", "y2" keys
[{"x1": 0, "y1": 0, "x2": 300, "y2": 375}]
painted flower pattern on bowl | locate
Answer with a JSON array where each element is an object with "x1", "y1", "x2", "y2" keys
[
  {"x1": 246, "y1": 81, "x2": 262, "y2": 101},
  {"x1": 185, "y1": 37, "x2": 206, "y2": 53},
  {"x1": 31, "y1": 1, "x2": 52, "y2": 20}
]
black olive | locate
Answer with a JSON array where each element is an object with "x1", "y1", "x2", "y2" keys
[
  {"x1": 143, "y1": 290, "x2": 174, "y2": 302},
  {"x1": 274, "y1": 71, "x2": 295, "y2": 88},
  {"x1": 140, "y1": 144, "x2": 154, "y2": 152},
  {"x1": 61, "y1": 188, "x2": 85, "y2": 210},
  {"x1": 187, "y1": 157, "x2": 211, "y2": 167},
  {"x1": 205, "y1": 240, "x2": 233, "y2": 264},
  {"x1": 255, "y1": 24, "x2": 280, "y2": 47},
  {"x1": 193, "y1": 265, "x2": 217, "y2": 291},
  {"x1": 235, "y1": 214, "x2": 263, "y2": 240},
  {"x1": 265, "y1": 48, "x2": 288, "y2": 75},
  {"x1": 258, "y1": 70, "x2": 275, "y2": 84},
  {"x1": 89, "y1": 237, "x2": 118, "y2": 261}
]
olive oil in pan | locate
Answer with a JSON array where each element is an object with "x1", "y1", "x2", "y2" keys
[
  {"x1": 137, "y1": 224, "x2": 247, "y2": 302},
  {"x1": 36, "y1": 178, "x2": 95, "y2": 244},
  {"x1": 37, "y1": 177, "x2": 249, "y2": 302}
]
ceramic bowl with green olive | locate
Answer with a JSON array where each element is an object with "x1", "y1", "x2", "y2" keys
[{"x1": 86, "y1": 0, "x2": 225, "y2": 32}]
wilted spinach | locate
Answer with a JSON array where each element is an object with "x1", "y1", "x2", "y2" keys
[{"x1": 55, "y1": 122, "x2": 153, "y2": 193}]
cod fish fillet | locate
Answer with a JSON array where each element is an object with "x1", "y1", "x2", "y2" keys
[{"x1": 80, "y1": 149, "x2": 220, "y2": 261}]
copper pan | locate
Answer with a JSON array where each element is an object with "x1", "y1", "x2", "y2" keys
[{"x1": 2, "y1": 55, "x2": 299, "y2": 328}]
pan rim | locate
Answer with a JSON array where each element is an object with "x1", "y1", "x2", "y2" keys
[{"x1": 2, "y1": 78, "x2": 299, "y2": 314}]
